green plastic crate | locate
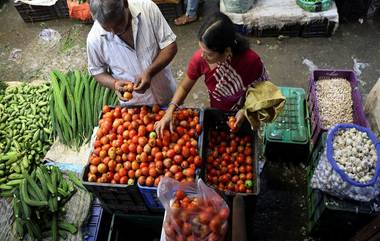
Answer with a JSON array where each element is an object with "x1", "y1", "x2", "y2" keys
[
  {"x1": 264, "y1": 87, "x2": 309, "y2": 145},
  {"x1": 296, "y1": 0, "x2": 331, "y2": 12}
]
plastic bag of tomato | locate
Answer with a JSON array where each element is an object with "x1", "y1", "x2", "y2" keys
[
  {"x1": 158, "y1": 177, "x2": 230, "y2": 241},
  {"x1": 81, "y1": 105, "x2": 204, "y2": 214},
  {"x1": 201, "y1": 108, "x2": 260, "y2": 200}
]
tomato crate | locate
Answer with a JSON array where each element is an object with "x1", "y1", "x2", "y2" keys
[
  {"x1": 82, "y1": 165, "x2": 149, "y2": 215},
  {"x1": 308, "y1": 69, "x2": 368, "y2": 145},
  {"x1": 14, "y1": 0, "x2": 68, "y2": 23},
  {"x1": 138, "y1": 107, "x2": 204, "y2": 213},
  {"x1": 200, "y1": 108, "x2": 260, "y2": 206}
]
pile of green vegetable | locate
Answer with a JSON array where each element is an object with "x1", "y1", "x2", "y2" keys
[
  {"x1": 0, "y1": 79, "x2": 7, "y2": 94},
  {"x1": 50, "y1": 70, "x2": 118, "y2": 149},
  {"x1": 0, "y1": 83, "x2": 53, "y2": 190},
  {"x1": 10, "y1": 166, "x2": 81, "y2": 240}
]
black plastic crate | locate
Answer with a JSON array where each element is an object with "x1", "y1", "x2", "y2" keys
[
  {"x1": 107, "y1": 213, "x2": 163, "y2": 241},
  {"x1": 200, "y1": 108, "x2": 260, "y2": 207},
  {"x1": 253, "y1": 24, "x2": 302, "y2": 37},
  {"x1": 83, "y1": 199, "x2": 112, "y2": 241},
  {"x1": 301, "y1": 18, "x2": 336, "y2": 37},
  {"x1": 14, "y1": 0, "x2": 68, "y2": 23},
  {"x1": 234, "y1": 24, "x2": 253, "y2": 35},
  {"x1": 157, "y1": 2, "x2": 184, "y2": 22},
  {"x1": 82, "y1": 165, "x2": 149, "y2": 215}
]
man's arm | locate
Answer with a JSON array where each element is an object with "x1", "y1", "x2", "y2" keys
[
  {"x1": 93, "y1": 72, "x2": 117, "y2": 90},
  {"x1": 134, "y1": 42, "x2": 177, "y2": 92}
]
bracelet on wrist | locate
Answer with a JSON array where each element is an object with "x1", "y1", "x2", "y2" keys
[{"x1": 169, "y1": 102, "x2": 179, "y2": 109}]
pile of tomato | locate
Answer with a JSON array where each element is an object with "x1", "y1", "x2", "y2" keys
[
  {"x1": 86, "y1": 105, "x2": 202, "y2": 186},
  {"x1": 164, "y1": 190, "x2": 229, "y2": 241},
  {"x1": 205, "y1": 130, "x2": 254, "y2": 193}
]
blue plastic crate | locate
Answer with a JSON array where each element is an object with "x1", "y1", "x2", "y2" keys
[{"x1": 138, "y1": 108, "x2": 205, "y2": 212}]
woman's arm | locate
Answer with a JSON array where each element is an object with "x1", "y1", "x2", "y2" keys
[{"x1": 154, "y1": 74, "x2": 197, "y2": 137}]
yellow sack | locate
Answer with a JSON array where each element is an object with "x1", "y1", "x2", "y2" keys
[{"x1": 243, "y1": 81, "x2": 286, "y2": 129}]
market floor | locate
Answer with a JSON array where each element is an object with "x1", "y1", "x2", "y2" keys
[{"x1": 1, "y1": 1, "x2": 380, "y2": 240}]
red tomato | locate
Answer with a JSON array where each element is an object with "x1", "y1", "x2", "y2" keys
[
  {"x1": 169, "y1": 165, "x2": 180, "y2": 174},
  {"x1": 128, "y1": 170, "x2": 135, "y2": 178},
  {"x1": 194, "y1": 156, "x2": 201, "y2": 167},
  {"x1": 141, "y1": 167, "x2": 149, "y2": 176},
  {"x1": 173, "y1": 155, "x2": 183, "y2": 164},
  {"x1": 120, "y1": 143, "x2": 129, "y2": 153},
  {"x1": 181, "y1": 161, "x2": 189, "y2": 169},
  {"x1": 146, "y1": 123, "x2": 154, "y2": 132},
  {"x1": 155, "y1": 152, "x2": 164, "y2": 161},
  {"x1": 183, "y1": 168, "x2": 194, "y2": 177},
  {"x1": 238, "y1": 184, "x2": 246, "y2": 193},
  {"x1": 138, "y1": 176, "x2": 146, "y2": 185},
  {"x1": 131, "y1": 161, "x2": 139, "y2": 170},
  {"x1": 118, "y1": 168, "x2": 127, "y2": 177},
  {"x1": 167, "y1": 149, "x2": 175, "y2": 158},
  {"x1": 145, "y1": 176, "x2": 154, "y2": 186},
  {"x1": 154, "y1": 177, "x2": 161, "y2": 187},
  {"x1": 151, "y1": 147, "x2": 160, "y2": 157},
  {"x1": 174, "y1": 172, "x2": 183, "y2": 181},
  {"x1": 181, "y1": 147, "x2": 190, "y2": 158},
  {"x1": 149, "y1": 168, "x2": 157, "y2": 177},
  {"x1": 137, "y1": 136, "x2": 147, "y2": 146},
  {"x1": 103, "y1": 105, "x2": 111, "y2": 113},
  {"x1": 108, "y1": 160, "x2": 116, "y2": 170},
  {"x1": 113, "y1": 173, "x2": 120, "y2": 182},
  {"x1": 128, "y1": 143, "x2": 137, "y2": 153},
  {"x1": 127, "y1": 152, "x2": 136, "y2": 162},
  {"x1": 120, "y1": 176, "x2": 128, "y2": 184},
  {"x1": 138, "y1": 125, "x2": 146, "y2": 136}
]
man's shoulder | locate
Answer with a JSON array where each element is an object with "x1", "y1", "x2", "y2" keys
[
  {"x1": 129, "y1": 0, "x2": 157, "y2": 13},
  {"x1": 87, "y1": 21, "x2": 105, "y2": 44}
]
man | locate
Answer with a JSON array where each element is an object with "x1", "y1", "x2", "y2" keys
[{"x1": 87, "y1": 0, "x2": 178, "y2": 105}]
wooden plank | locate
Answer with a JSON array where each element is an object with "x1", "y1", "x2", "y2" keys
[
  {"x1": 232, "y1": 195, "x2": 247, "y2": 241},
  {"x1": 350, "y1": 215, "x2": 380, "y2": 241}
]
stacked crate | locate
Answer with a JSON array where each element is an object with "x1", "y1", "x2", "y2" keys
[
  {"x1": 14, "y1": 0, "x2": 69, "y2": 23},
  {"x1": 306, "y1": 69, "x2": 377, "y2": 238}
]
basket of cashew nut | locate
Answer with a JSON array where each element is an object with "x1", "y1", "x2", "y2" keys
[{"x1": 311, "y1": 123, "x2": 380, "y2": 202}]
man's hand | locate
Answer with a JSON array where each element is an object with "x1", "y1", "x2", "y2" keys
[
  {"x1": 134, "y1": 71, "x2": 152, "y2": 94},
  {"x1": 114, "y1": 80, "x2": 133, "y2": 101}
]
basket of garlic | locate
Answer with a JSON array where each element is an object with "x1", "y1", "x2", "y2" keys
[{"x1": 311, "y1": 124, "x2": 380, "y2": 202}]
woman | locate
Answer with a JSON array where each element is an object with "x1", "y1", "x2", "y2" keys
[{"x1": 155, "y1": 11, "x2": 269, "y2": 136}]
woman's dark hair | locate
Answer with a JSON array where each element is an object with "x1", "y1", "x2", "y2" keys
[{"x1": 198, "y1": 11, "x2": 249, "y2": 55}]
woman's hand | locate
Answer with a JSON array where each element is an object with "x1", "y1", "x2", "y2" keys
[
  {"x1": 154, "y1": 110, "x2": 175, "y2": 138},
  {"x1": 234, "y1": 109, "x2": 245, "y2": 130}
]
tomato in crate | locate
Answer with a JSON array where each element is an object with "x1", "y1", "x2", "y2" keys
[{"x1": 201, "y1": 108, "x2": 260, "y2": 206}]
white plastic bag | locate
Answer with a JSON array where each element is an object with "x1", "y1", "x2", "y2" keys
[
  {"x1": 158, "y1": 177, "x2": 229, "y2": 241},
  {"x1": 222, "y1": 0, "x2": 255, "y2": 13},
  {"x1": 311, "y1": 124, "x2": 380, "y2": 202}
]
